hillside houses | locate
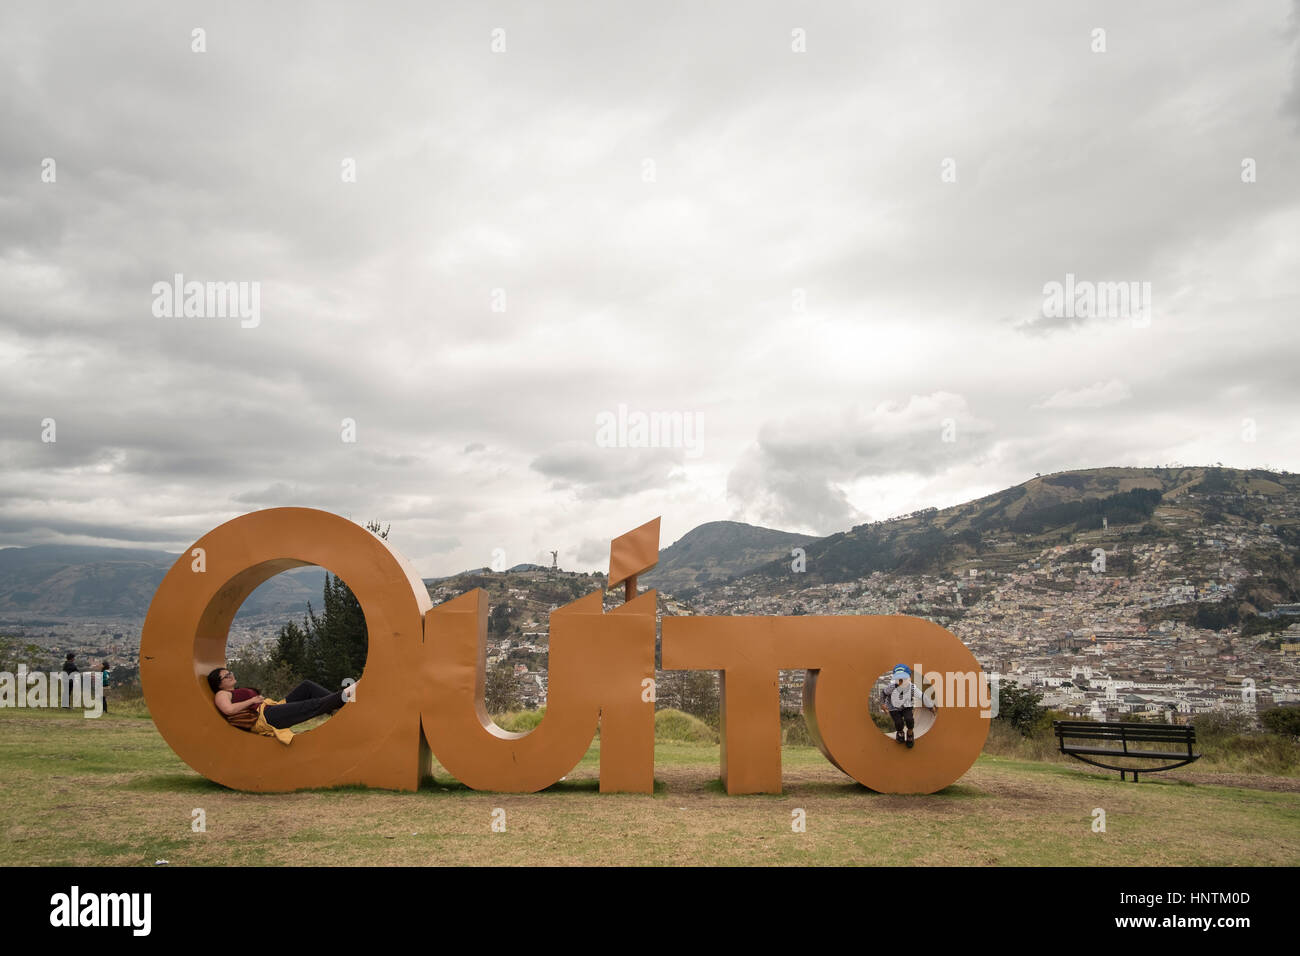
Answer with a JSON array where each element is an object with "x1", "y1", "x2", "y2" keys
[
  {"x1": 404, "y1": 473, "x2": 1300, "y2": 727},
  {"x1": 671, "y1": 531, "x2": 1300, "y2": 726}
]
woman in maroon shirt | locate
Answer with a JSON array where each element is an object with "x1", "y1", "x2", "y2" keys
[{"x1": 208, "y1": 667, "x2": 350, "y2": 731}]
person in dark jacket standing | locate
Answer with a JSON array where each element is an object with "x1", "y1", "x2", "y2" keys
[{"x1": 61, "y1": 653, "x2": 78, "y2": 709}]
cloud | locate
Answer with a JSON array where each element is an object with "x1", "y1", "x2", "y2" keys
[
  {"x1": 1012, "y1": 311, "x2": 1093, "y2": 336},
  {"x1": 1033, "y1": 380, "x2": 1132, "y2": 410},
  {"x1": 1, "y1": 1, "x2": 1297, "y2": 574},
  {"x1": 575, "y1": 537, "x2": 609, "y2": 567},
  {"x1": 726, "y1": 394, "x2": 997, "y2": 533},
  {"x1": 231, "y1": 483, "x2": 309, "y2": 506},
  {"x1": 531, "y1": 442, "x2": 685, "y2": 501}
]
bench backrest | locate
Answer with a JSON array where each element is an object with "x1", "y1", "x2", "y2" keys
[{"x1": 1053, "y1": 720, "x2": 1195, "y2": 743}]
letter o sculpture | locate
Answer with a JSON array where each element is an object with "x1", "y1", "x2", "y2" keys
[
  {"x1": 801, "y1": 616, "x2": 989, "y2": 794},
  {"x1": 140, "y1": 508, "x2": 431, "y2": 792}
]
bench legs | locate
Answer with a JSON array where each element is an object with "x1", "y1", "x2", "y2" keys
[{"x1": 1060, "y1": 749, "x2": 1198, "y2": 780}]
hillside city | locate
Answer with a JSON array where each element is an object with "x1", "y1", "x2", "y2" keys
[
  {"x1": 443, "y1": 473, "x2": 1300, "y2": 723},
  {"x1": 682, "y1": 513, "x2": 1300, "y2": 721}
]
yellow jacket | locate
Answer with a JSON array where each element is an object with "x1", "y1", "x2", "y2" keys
[{"x1": 248, "y1": 699, "x2": 294, "y2": 746}]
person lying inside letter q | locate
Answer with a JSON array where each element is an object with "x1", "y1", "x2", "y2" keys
[{"x1": 208, "y1": 667, "x2": 353, "y2": 746}]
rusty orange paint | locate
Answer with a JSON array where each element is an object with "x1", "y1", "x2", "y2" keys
[
  {"x1": 419, "y1": 589, "x2": 656, "y2": 793},
  {"x1": 608, "y1": 516, "x2": 660, "y2": 589},
  {"x1": 143, "y1": 508, "x2": 987, "y2": 796},
  {"x1": 140, "y1": 508, "x2": 431, "y2": 792},
  {"x1": 662, "y1": 614, "x2": 989, "y2": 794}
]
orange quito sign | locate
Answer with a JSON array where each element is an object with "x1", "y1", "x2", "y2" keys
[{"x1": 141, "y1": 508, "x2": 991, "y2": 795}]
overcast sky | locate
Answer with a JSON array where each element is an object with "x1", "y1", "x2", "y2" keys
[{"x1": 2, "y1": 0, "x2": 1298, "y2": 578}]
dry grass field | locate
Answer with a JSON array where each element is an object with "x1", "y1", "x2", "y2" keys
[{"x1": 3, "y1": 709, "x2": 1298, "y2": 867}]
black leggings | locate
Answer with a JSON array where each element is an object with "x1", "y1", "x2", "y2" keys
[
  {"x1": 262, "y1": 680, "x2": 345, "y2": 729},
  {"x1": 890, "y1": 707, "x2": 915, "y2": 735}
]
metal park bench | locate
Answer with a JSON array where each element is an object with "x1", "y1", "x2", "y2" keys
[{"x1": 1053, "y1": 720, "x2": 1201, "y2": 782}]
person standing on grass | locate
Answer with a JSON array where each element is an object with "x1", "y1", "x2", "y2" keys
[
  {"x1": 61, "y1": 653, "x2": 78, "y2": 709},
  {"x1": 100, "y1": 661, "x2": 111, "y2": 714}
]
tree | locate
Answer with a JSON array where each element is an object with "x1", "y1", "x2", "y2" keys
[
  {"x1": 227, "y1": 644, "x2": 298, "y2": 699},
  {"x1": 1261, "y1": 706, "x2": 1300, "y2": 738},
  {"x1": 303, "y1": 573, "x2": 368, "y2": 689},
  {"x1": 484, "y1": 661, "x2": 521, "y2": 714},
  {"x1": 488, "y1": 602, "x2": 512, "y2": 637},
  {"x1": 1195, "y1": 600, "x2": 1240, "y2": 630},
  {"x1": 995, "y1": 680, "x2": 1047, "y2": 736},
  {"x1": 270, "y1": 520, "x2": 386, "y2": 690},
  {"x1": 657, "y1": 669, "x2": 719, "y2": 724},
  {"x1": 273, "y1": 620, "x2": 308, "y2": 674},
  {"x1": 1198, "y1": 468, "x2": 1234, "y2": 493}
]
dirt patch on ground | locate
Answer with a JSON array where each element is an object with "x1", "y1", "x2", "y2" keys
[
  {"x1": 1166, "y1": 771, "x2": 1300, "y2": 792},
  {"x1": 1053, "y1": 761, "x2": 1300, "y2": 792}
]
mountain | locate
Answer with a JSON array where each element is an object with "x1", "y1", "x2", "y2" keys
[
  {"x1": 731, "y1": 465, "x2": 1300, "y2": 598},
  {"x1": 4, "y1": 466, "x2": 1296, "y2": 621},
  {"x1": 0, "y1": 545, "x2": 326, "y2": 618},
  {"x1": 642, "y1": 520, "x2": 823, "y2": 594}
]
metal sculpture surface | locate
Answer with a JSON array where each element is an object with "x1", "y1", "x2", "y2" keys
[{"x1": 142, "y1": 508, "x2": 989, "y2": 794}]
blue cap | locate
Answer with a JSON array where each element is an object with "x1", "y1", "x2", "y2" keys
[{"x1": 892, "y1": 664, "x2": 912, "y2": 680}]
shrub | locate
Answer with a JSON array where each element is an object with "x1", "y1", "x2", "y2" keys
[
  {"x1": 1193, "y1": 711, "x2": 1253, "y2": 741},
  {"x1": 981, "y1": 718, "x2": 1065, "y2": 763},
  {"x1": 1196, "y1": 731, "x2": 1300, "y2": 775},
  {"x1": 654, "y1": 708, "x2": 718, "y2": 743},
  {"x1": 1261, "y1": 706, "x2": 1300, "y2": 738},
  {"x1": 870, "y1": 707, "x2": 896, "y2": 733},
  {"x1": 492, "y1": 708, "x2": 546, "y2": 733},
  {"x1": 781, "y1": 713, "x2": 816, "y2": 746},
  {"x1": 996, "y1": 681, "x2": 1047, "y2": 736},
  {"x1": 226, "y1": 654, "x2": 299, "y2": 700}
]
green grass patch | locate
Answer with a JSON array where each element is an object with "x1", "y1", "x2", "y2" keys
[{"x1": 493, "y1": 709, "x2": 547, "y2": 733}]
